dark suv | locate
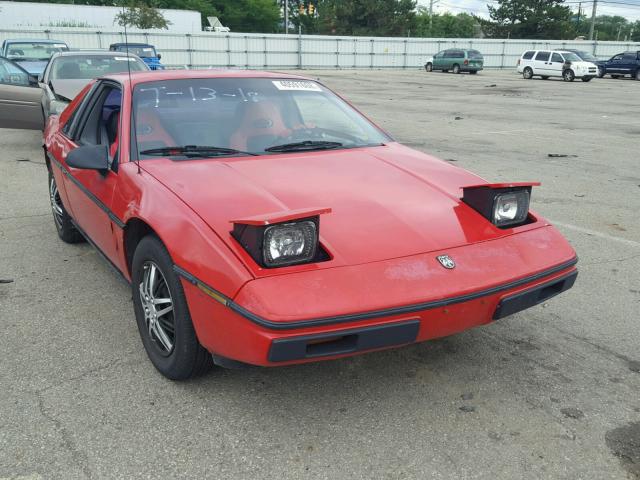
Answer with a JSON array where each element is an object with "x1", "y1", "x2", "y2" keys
[{"x1": 597, "y1": 51, "x2": 640, "y2": 80}]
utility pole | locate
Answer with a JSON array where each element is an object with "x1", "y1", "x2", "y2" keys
[
  {"x1": 577, "y1": 2, "x2": 581, "y2": 28},
  {"x1": 429, "y1": 0, "x2": 440, "y2": 36},
  {"x1": 284, "y1": 0, "x2": 289, "y2": 34},
  {"x1": 588, "y1": 0, "x2": 597, "y2": 40}
]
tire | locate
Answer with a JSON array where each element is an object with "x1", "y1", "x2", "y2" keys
[
  {"x1": 523, "y1": 67, "x2": 533, "y2": 79},
  {"x1": 425, "y1": 62, "x2": 433, "y2": 72},
  {"x1": 48, "y1": 168, "x2": 83, "y2": 243},
  {"x1": 541, "y1": 76, "x2": 549, "y2": 80},
  {"x1": 635, "y1": 70, "x2": 640, "y2": 81},
  {"x1": 452, "y1": 64, "x2": 461, "y2": 74},
  {"x1": 132, "y1": 235, "x2": 213, "y2": 380},
  {"x1": 581, "y1": 76, "x2": 593, "y2": 82},
  {"x1": 597, "y1": 67, "x2": 605, "y2": 78},
  {"x1": 563, "y1": 69, "x2": 575, "y2": 82}
]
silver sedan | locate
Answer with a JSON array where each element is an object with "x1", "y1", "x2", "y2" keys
[{"x1": 40, "y1": 50, "x2": 149, "y2": 119}]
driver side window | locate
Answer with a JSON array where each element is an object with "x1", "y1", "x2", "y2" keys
[{"x1": 0, "y1": 58, "x2": 31, "y2": 86}]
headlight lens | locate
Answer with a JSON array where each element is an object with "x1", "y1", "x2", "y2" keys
[
  {"x1": 263, "y1": 221, "x2": 317, "y2": 267},
  {"x1": 493, "y1": 191, "x2": 530, "y2": 227}
]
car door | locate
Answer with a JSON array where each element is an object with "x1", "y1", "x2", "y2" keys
[
  {"x1": 0, "y1": 57, "x2": 43, "y2": 129},
  {"x1": 532, "y1": 51, "x2": 551, "y2": 76},
  {"x1": 620, "y1": 52, "x2": 637, "y2": 76},
  {"x1": 58, "y1": 81, "x2": 123, "y2": 263},
  {"x1": 548, "y1": 52, "x2": 565, "y2": 77},
  {"x1": 433, "y1": 51, "x2": 444, "y2": 70},
  {"x1": 607, "y1": 54, "x2": 624, "y2": 74}
]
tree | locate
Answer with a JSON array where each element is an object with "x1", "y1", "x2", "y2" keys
[
  {"x1": 575, "y1": 15, "x2": 634, "y2": 41},
  {"x1": 211, "y1": 0, "x2": 281, "y2": 33},
  {"x1": 318, "y1": 0, "x2": 417, "y2": 36},
  {"x1": 115, "y1": 1, "x2": 171, "y2": 29},
  {"x1": 480, "y1": 0, "x2": 575, "y2": 39},
  {"x1": 414, "y1": 8, "x2": 478, "y2": 37}
]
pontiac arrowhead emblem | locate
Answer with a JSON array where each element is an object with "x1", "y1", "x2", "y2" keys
[{"x1": 436, "y1": 255, "x2": 455, "y2": 269}]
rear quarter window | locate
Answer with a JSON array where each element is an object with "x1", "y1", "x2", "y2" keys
[
  {"x1": 522, "y1": 51, "x2": 535, "y2": 60},
  {"x1": 535, "y1": 51, "x2": 550, "y2": 61}
]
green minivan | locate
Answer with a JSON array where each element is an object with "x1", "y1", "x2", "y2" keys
[{"x1": 425, "y1": 49, "x2": 484, "y2": 74}]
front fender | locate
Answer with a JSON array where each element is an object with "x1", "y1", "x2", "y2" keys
[{"x1": 113, "y1": 162, "x2": 253, "y2": 299}]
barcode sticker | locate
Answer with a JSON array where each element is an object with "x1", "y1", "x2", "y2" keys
[{"x1": 272, "y1": 80, "x2": 322, "y2": 91}]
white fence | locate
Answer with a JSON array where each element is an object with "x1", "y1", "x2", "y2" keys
[{"x1": 1, "y1": 28, "x2": 639, "y2": 69}]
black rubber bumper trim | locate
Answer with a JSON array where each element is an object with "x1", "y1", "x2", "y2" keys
[
  {"x1": 493, "y1": 270, "x2": 578, "y2": 320},
  {"x1": 268, "y1": 319, "x2": 420, "y2": 362},
  {"x1": 174, "y1": 256, "x2": 578, "y2": 331},
  {"x1": 48, "y1": 152, "x2": 125, "y2": 229}
]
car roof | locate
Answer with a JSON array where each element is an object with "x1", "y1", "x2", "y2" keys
[
  {"x1": 51, "y1": 50, "x2": 140, "y2": 58},
  {"x1": 102, "y1": 69, "x2": 313, "y2": 87},
  {"x1": 4, "y1": 38, "x2": 67, "y2": 43},
  {"x1": 110, "y1": 43, "x2": 154, "y2": 47}
]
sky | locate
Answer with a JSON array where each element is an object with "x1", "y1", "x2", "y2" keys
[{"x1": 416, "y1": 0, "x2": 640, "y2": 22}]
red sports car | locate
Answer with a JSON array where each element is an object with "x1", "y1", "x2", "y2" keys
[{"x1": 3, "y1": 70, "x2": 578, "y2": 380}]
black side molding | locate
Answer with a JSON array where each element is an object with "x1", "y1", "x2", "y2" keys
[
  {"x1": 493, "y1": 270, "x2": 578, "y2": 320},
  {"x1": 175, "y1": 257, "x2": 578, "y2": 331},
  {"x1": 268, "y1": 319, "x2": 420, "y2": 362}
]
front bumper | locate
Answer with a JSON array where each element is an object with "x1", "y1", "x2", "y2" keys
[{"x1": 179, "y1": 225, "x2": 578, "y2": 366}]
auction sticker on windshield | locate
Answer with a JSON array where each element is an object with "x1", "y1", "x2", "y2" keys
[{"x1": 272, "y1": 80, "x2": 322, "y2": 91}]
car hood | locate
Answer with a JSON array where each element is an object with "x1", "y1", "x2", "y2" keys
[
  {"x1": 14, "y1": 60, "x2": 48, "y2": 76},
  {"x1": 50, "y1": 79, "x2": 91, "y2": 101},
  {"x1": 573, "y1": 61, "x2": 597, "y2": 68},
  {"x1": 142, "y1": 142, "x2": 523, "y2": 267}
]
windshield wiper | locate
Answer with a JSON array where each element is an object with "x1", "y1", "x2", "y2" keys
[
  {"x1": 139, "y1": 145, "x2": 257, "y2": 158},
  {"x1": 265, "y1": 140, "x2": 343, "y2": 153}
]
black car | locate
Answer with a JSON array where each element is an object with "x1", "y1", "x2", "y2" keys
[
  {"x1": 597, "y1": 51, "x2": 640, "y2": 80},
  {"x1": 562, "y1": 49, "x2": 606, "y2": 76}
]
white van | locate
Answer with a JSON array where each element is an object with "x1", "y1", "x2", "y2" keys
[{"x1": 517, "y1": 50, "x2": 598, "y2": 82}]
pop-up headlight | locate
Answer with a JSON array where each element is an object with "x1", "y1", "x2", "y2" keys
[
  {"x1": 231, "y1": 207, "x2": 331, "y2": 268},
  {"x1": 462, "y1": 183, "x2": 539, "y2": 229}
]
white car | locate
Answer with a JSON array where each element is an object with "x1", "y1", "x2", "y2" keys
[{"x1": 517, "y1": 50, "x2": 598, "y2": 82}]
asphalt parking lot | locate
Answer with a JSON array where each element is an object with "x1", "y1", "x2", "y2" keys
[{"x1": 1, "y1": 68, "x2": 639, "y2": 479}]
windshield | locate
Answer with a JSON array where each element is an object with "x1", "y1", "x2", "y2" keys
[
  {"x1": 133, "y1": 78, "x2": 390, "y2": 158},
  {"x1": 561, "y1": 52, "x2": 581, "y2": 62},
  {"x1": 50, "y1": 55, "x2": 147, "y2": 80},
  {"x1": 115, "y1": 46, "x2": 156, "y2": 58},
  {"x1": 6, "y1": 42, "x2": 68, "y2": 61},
  {"x1": 574, "y1": 50, "x2": 597, "y2": 61},
  {"x1": 468, "y1": 50, "x2": 483, "y2": 59}
]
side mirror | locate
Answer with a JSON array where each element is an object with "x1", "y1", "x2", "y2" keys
[
  {"x1": 28, "y1": 74, "x2": 39, "y2": 87},
  {"x1": 157, "y1": 53, "x2": 161, "y2": 60},
  {"x1": 66, "y1": 145, "x2": 109, "y2": 172}
]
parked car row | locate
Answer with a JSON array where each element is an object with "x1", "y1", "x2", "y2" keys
[
  {"x1": 423, "y1": 47, "x2": 640, "y2": 82},
  {"x1": 0, "y1": 38, "x2": 165, "y2": 129}
]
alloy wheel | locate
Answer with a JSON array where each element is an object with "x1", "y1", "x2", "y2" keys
[
  {"x1": 49, "y1": 174, "x2": 63, "y2": 230},
  {"x1": 139, "y1": 261, "x2": 175, "y2": 355}
]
